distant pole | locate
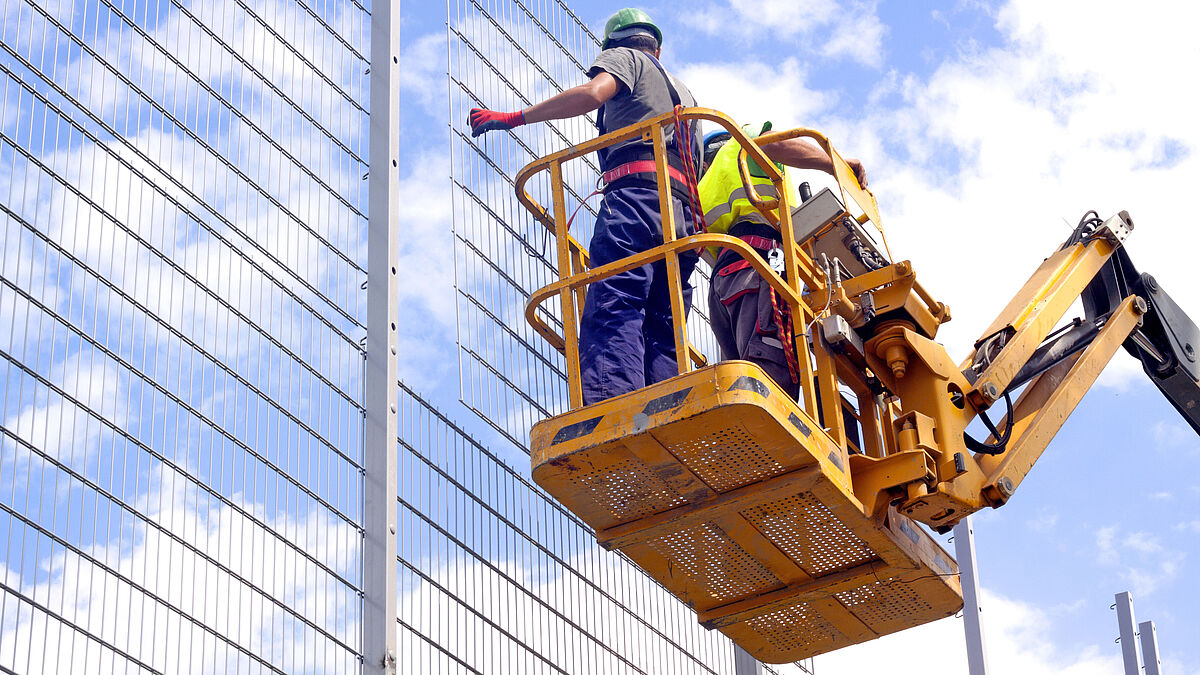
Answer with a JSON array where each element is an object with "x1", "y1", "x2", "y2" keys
[
  {"x1": 1138, "y1": 620, "x2": 1162, "y2": 675},
  {"x1": 953, "y1": 516, "x2": 990, "y2": 675},
  {"x1": 364, "y1": 0, "x2": 401, "y2": 673},
  {"x1": 1114, "y1": 592, "x2": 1140, "y2": 675},
  {"x1": 733, "y1": 645, "x2": 762, "y2": 675}
]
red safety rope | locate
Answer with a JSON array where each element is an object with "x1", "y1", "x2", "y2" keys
[
  {"x1": 564, "y1": 187, "x2": 604, "y2": 231},
  {"x1": 769, "y1": 287, "x2": 801, "y2": 384},
  {"x1": 673, "y1": 105, "x2": 706, "y2": 233}
]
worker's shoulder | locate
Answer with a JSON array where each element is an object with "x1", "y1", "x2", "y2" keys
[{"x1": 590, "y1": 46, "x2": 641, "y2": 71}]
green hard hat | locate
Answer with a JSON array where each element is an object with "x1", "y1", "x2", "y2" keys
[{"x1": 602, "y1": 8, "x2": 663, "y2": 49}]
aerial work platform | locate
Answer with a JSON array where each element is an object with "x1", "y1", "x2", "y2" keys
[
  {"x1": 515, "y1": 108, "x2": 1183, "y2": 663},
  {"x1": 531, "y1": 361, "x2": 961, "y2": 663}
]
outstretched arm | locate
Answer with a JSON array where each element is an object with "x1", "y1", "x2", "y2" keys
[
  {"x1": 469, "y1": 73, "x2": 620, "y2": 137},
  {"x1": 523, "y1": 73, "x2": 620, "y2": 123},
  {"x1": 761, "y1": 136, "x2": 867, "y2": 187}
]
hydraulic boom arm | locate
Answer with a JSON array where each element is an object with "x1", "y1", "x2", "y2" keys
[{"x1": 847, "y1": 210, "x2": 1200, "y2": 530}]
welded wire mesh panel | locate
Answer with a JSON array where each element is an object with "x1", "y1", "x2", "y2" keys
[
  {"x1": 448, "y1": 0, "x2": 719, "y2": 450},
  {"x1": 399, "y1": 381, "x2": 805, "y2": 675},
  {"x1": 0, "y1": 1, "x2": 368, "y2": 672}
]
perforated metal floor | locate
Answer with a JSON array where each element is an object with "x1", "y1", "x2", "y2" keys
[{"x1": 532, "y1": 362, "x2": 962, "y2": 663}]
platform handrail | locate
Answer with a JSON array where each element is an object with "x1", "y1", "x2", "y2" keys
[
  {"x1": 744, "y1": 127, "x2": 890, "y2": 257},
  {"x1": 514, "y1": 107, "x2": 845, "y2": 409},
  {"x1": 525, "y1": 232, "x2": 808, "y2": 353}
]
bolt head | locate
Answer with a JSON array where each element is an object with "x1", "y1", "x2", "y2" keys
[
  {"x1": 997, "y1": 476, "x2": 1015, "y2": 497},
  {"x1": 982, "y1": 383, "x2": 999, "y2": 401}
]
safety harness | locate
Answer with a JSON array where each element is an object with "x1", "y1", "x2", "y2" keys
[
  {"x1": 594, "y1": 51, "x2": 705, "y2": 231},
  {"x1": 715, "y1": 226, "x2": 801, "y2": 386}
]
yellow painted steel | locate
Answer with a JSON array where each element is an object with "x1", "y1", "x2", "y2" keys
[
  {"x1": 516, "y1": 107, "x2": 1147, "y2": 661},
  {"x1": 530, "y1": 362, "x2": 962, "y2": 663}
]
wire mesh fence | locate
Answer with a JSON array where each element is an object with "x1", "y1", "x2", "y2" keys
[
  {"x1": 448, "y1": 0, "x2": 720, "y2": 452},
  {"x1": 3, "y1": 1, "x2": 819, "y2": 673},
  {"x1": 398, "y1": 380, "x2": 767, "y2": 674},
  {"x1": 0, "y1": 0, "x2": 368, "y2": 671}
]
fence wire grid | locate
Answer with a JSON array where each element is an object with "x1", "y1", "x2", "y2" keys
[
  {"x1": 1, "y1": 0, "x2": 368, "y2": 671},
  {"x1": 2, "y1": 0, "x2": 818, "y2": 673}
]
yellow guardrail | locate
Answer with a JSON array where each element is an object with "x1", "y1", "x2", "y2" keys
[{"x1": 514, "y1": 107, "x2": 872, "y2": 409}]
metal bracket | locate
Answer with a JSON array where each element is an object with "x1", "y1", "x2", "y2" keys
[{"x1": 1095, "y1": 210, "x2": 1134, "y2": 245}]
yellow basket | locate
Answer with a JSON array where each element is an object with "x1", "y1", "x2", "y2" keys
[{"x1": 532, "y1": 362, "x2": 962, "y2": 663}]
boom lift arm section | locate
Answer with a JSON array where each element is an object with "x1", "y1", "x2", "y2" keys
[{"x1": 1082, "y1": 241, "x2": 1200, "y2": 435}]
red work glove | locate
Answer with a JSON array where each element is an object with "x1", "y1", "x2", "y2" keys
[{"x1": 468, "y1": 108, "x2": 526, "y2": 137}]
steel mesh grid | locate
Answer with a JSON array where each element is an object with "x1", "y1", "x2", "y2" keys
[
  {"x1": 396, "y1": 380, "x2": 771, "y2": 674},
  {"x1": 448, "y1": 0, "x2": 719, "y2": 452},
  {"x1": 0, "y1": 0, "x2": 368, "y2": 672}
]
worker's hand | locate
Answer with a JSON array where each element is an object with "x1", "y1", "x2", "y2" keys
[
  {"x1": 468, "y1": 108, "x2": 526, "y2": 137},
  {"x1": 847, "y1": 158, "x2": 867, "y2": 187}
]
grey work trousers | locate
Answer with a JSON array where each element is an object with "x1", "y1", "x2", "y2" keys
[{"x1": 707, "y1": 247, "x2": 800, "y2": 400}]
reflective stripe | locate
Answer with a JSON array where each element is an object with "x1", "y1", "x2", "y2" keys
[
  {"x1": 699, "y1": 128, "x2": 784, "y2": 261},
  {"x1": 702, "y1": 185, "x2": 780, "y2": 223}
]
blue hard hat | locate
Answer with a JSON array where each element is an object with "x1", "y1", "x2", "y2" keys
[{"x1": 703, "y1": 130, "x2": 732, "y2": 147}]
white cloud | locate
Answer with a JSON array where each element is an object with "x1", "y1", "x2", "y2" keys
[
  {"x1": 398, "y1": 32, "x2": 448, "y2": 120},
  {"x1": 1152, "y1": 419, "x2": 1200, "y2": 455},
  {"x1": 680, "y1": 57, "x2": 833, "y2": 133},
  {"x1": 818, "y1": 589, "x2": 1118, "y2": 673},
  {"x1": 1027, "y1": 509, "x2": 1058, "y2": 532},
  {"x1": 1096, "y1": 525, "x2": 1184, "y2": 597},
  {"x1": 681, "y1": 0, "x2": 886, "y2": 68},
  {"x1": 1, "y1": 352, "x2": 124, "y2": 475},
  {"x1": 827, "y1": 0, "x2": 1200, "y2": 374}
]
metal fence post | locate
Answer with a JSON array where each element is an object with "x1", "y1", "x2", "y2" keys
[
  {"x1": 365, "y1": 0, "x2": 401, "y2": 672},
  {"x1": 1138, "y1": 620, "x2": 1161, "y2": 675},
  {"x1": 953, "y1": 516, "x2": 990, "y2": 675},
  {"x1": 1114, "y1": 591, "x2": 1140, "y2": 675},
  {"x1": 733, "y1": 645, "x2": 762, "y2": 674}
]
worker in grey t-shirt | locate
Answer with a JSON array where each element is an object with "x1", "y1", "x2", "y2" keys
[{"x1": 469, "y1": 8, "x2": 701, "y2": 407}]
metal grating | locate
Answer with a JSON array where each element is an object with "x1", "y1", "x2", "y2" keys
[
  {"x1": 744, "y1": 492, "x2": 877, "y2": 576},
  {"x1": 567, "y1": 454, "x2": 687, "y2": 522},
  {"x1": 448, "y1": 0, "x2": 719, "y2": 452},
  {"x1": 647, "y1": 522, "x2": 781, "y2": 603},
  {"x1": 835, "y1": 578, "x2": 936, "y2": 627},
  {"x1": 746, "y1": 603, "x2": 845, "y2": 653},
  {"x1": 666, "y1": 424, "x2": 784, "y2": 492},
  {"x1": 0, "y1": 0, "x2": 368, "y2": 672}
]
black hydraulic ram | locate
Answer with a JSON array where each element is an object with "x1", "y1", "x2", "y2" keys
[{"x1": 1082, "y1": 245, "x2": 1200, "y2": 435}]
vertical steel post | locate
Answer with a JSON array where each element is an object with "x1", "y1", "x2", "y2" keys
[
  {"x1": 1138, "y1": 620, "x2": 1162, "y2": 675},
  {"x1": 365, "y1": 0, "x2": 401, "y2": 672},
  {"x1": 1114, "y1": 591, "x2": 1140, "y2": 675},
  {"x1": 953, "y1": 516, "x2": 990, "y2": 675},
  {"x1": 733, "y1": 645, "x2": 762, "y2": 675}
]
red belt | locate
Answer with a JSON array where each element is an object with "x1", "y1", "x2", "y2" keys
[
  {"x1": 735, "y1": 234, "x2": 780, "y2": 251},
  {"x1": 602, "y1": 160, "x2": 689, "y2": 186},
  {"x1": 717, "y1": 234, "x2": 782, "y2": 276}
]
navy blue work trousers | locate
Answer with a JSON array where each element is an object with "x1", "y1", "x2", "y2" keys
[{"x1": 580, "y1": 186, "x2": 698, "y2": 406}]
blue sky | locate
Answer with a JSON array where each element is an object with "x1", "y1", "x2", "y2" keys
[
  {"x1": 394, "y1": 0, "x2": 1200, "y2": 672},
  {"x1": 1, "y1": 0, "x2": 1197, "y2": 672}
]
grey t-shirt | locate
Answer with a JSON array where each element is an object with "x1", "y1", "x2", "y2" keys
[{"x1": 587, "y1": 47, "x2": 700, "y2": 168}]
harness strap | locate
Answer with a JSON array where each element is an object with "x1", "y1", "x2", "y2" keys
[
  {"x1": 715, "y1": 233, "x2": 783, "y2": 272},
  {"x1": 602, "y1": 160, "x2": 688, "y2": 185}
]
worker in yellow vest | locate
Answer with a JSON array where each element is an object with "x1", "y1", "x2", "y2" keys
[{"x1": 699, "y1": 123, "x2": 865, "y2": 397}]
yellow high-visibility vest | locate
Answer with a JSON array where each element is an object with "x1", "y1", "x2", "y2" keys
[{"x1": 698, "y1": 121, "x2": 785, "y2": 259}]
